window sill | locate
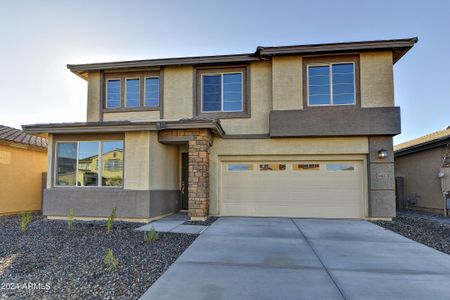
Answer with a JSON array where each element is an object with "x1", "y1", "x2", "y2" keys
[
  {"x1": 196, "y1": 111, "x2": 250, "y2": 119},
  {"x1": 103, "y1": 107, "x2": 160, "y2": 113}
]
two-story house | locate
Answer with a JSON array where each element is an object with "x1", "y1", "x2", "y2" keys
[{"x1": 23, "y1": 37, "x2": 417, "y2": 221}]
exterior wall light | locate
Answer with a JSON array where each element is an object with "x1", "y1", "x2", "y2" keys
[{"x1": 377, "y1": 149, "x2": 389, "y2": 159}]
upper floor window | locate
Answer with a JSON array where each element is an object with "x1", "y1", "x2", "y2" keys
[
  {"x1": 104, "y1": 71, "x2": 161, "y2": 110},
  {"x1": 145, "y1": 77, "x2": 160, "y2": 107},
  {"x1": 202, "y1": 72, "x2": 243, "y2": 112},
  {"x1": 125, "y1": 78, "x2": 140, "y2": 108},
  {"x1": 195, "y1": 66, "x2": 249, "y2": 118},
  {"x1": 307, "y1": 62, "x2": 355, "y2": 106},
  {"x1": 106, "y1": 80, "x2": 121, "y2": 108}
]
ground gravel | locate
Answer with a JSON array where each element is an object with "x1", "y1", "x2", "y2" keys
[
  {"x1": 0, "y1": 215, "x2": 197, "y2": 300},
  {"x1": 373, "y1": 214, "x2": 450, "y2": 255},
  {"x1": 182, "y1": 216, "x2": 219, "y2": 226}
]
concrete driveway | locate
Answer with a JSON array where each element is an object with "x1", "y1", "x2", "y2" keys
[{"x1": 140, "y1": 217, "x2": 450, "y2": 300}]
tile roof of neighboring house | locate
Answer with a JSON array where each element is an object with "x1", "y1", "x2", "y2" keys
[
  {"x1": 0, "y1": 125, "x2": 48, "y2": 149},
  {"x1": 395, "y1": 126, "x2": 450, "y2": 154}
]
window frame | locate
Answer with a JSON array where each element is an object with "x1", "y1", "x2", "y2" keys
[
  {"x1": 307, "y1": 62, "x2": 356, "y2": 107},
  {"x1": 195, "y1": 66, "x2": 250, "y2": 119},
  {"x1": 200, "y1": 72, "x2": 244, "y2": 113},
  {"x1": 143, "y1": 76, "x2": 160, "y2": 108},
  {"x1": 54, "y1": 140, "x2": 124, "y2": 188},
  {"x1": 105, "y1": 78, "x2": 122, "y2": 109},
  {"x1": 103, "y1": 70, "x2": 162, "y2": 112},
  {"x1": 124, "y1": 77, "x2": 141, "y2": 108},
  {"x1": 303, "y1": 55, "x2": 360, "y2": 108}
]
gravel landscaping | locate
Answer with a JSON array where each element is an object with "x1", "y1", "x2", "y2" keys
[
  {"x1": 0, "y1": 215, "x2": 197, "y2": 300},
  {"x1": 373, "y1": 212, "x2": 450, "y2": 255},
  {"x1": 182, "y1": 216, "x2": 219, "y2": 226}
]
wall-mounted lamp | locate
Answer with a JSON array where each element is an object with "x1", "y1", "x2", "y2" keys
[{"x1": 377, "y1": 149, "x2": 389, "y2": 159}]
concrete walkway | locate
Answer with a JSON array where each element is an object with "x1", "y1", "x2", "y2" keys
[
  {"x1": 140, "y1": 217, "x2": 450, "y2": 300},
  {"x1": 136, "y1": 213, "x2": 207, "y2": 234}
]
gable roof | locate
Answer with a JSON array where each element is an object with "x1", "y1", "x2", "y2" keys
[
  {"x1": 395, "y1": 126, "x2": 450, "y2": 156},
  {"x1": 68, "y1": 37, "x2": 418, "y2": 79},
  {"x1": 0, "y1": 125, "x2": 48, "y2": 150}
]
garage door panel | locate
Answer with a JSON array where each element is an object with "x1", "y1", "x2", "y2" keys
[{"x1": 221, "y1": 159, "x2": 364, "y2": 218}]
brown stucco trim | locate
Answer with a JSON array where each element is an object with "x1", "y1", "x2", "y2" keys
[
  {"x1": 193, "y1": 65, "x2": 251, "y2": 119},
  {"x1": 269, "y1": 107, "x2": 401, "y2": 137},
  {"x1": 223, "y1": 134, "x2": 271, "y2": 139},
  {"x1": 302, "y1": 55, "x2": 361, "y2": 108}
]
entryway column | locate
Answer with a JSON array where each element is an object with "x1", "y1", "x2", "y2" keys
[{"x1": 187, "y1": 129, "x2": 212, "y2": 220}]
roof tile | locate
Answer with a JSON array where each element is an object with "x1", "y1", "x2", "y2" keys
[
  {"x1": 395, "y1": 126, "x2": 450, "y2": 152},
  {"x1": 0, "y1": 125, "x2": 47, "y2": 149}
]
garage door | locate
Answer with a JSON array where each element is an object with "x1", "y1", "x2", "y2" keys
[{"x1": 220, "y1": 159, "x2": 364, "y2": 218}]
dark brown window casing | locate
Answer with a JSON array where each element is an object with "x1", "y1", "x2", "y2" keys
[
  {"x1": 103, "y1": 70, "x2": 162, "y2": 112},
  {"x1": 302, "y1": 55, "x2": 361, "y2": 108},
  {"x1": 194, "y1": 66, "x2": 251, "y2": 119}
]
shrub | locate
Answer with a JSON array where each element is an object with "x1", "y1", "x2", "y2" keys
[
  {"x1": 67, "y1": 209, "x2": 75, "y2": 230},
  {"x1": 106, "y1": 208, "x2": 117, "y2": 235},
  {"x1": 20, "y1": 213, "x2": 33, "y2": 233},
  {"x1": 144, "y1": 227, "x2": 159, "y2": 243},
  {"x1": 103, "y1": 249, "x2": 119, "y2": 271}
]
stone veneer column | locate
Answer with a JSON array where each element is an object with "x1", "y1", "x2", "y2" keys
[
  {"x1": 368, "y1": 136, "x2": 396, "y2": 218},
  {"x1": 187, "y1": 129, "x2": 212, "y2": 220}
]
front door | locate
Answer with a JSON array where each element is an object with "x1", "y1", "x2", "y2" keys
[{"x1": 181, "y1": 153, "x2": 189, "y2": 210}]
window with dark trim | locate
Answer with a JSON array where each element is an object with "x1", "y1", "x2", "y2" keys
[
  {"x1": 307, "y1": 63, "x2": 355, "y2": 106},
  {"x1": 195, "y1": 66, "x2": 250, "y2": 119},
  {"x1": 55, "y1": 140, "x2": 124, "y2": 187},
  {"x1": 106, "y1": 80, "x2": 121, "y2": 108},
  {"x1": 303, "y1": 55, "x2": 360, "y2": 108},
  {"x1": 103, "y1": 71, "x2": 161, "y2": 111}
]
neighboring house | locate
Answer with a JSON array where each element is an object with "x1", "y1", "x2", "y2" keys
[
  {"x1": 0, "y1": 125, "x2": 48, "y2": 215},
  {"x1": 395, "y1": 127, "x2": 450, "y2": 215},
  {"x1": 23, "y1": 37, "x2": 417, "y2": 221}
]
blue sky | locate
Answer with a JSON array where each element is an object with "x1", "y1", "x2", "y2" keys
[{"x1": 0, "y1": 0, "x2": 448, "y2": 144}]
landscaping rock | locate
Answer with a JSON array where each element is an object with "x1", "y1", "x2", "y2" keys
[
  {"x1": 373, "y1": 214, "x2": 450, "y2": 255},
  {"x1": 0, "y1": 215, "x2": 197, "y2": 299}
]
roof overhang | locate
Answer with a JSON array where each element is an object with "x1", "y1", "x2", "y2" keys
[
  {"x1": 395, "y1": 136, "x2": 450, "y2": 157},
  {"x1": 256, "y1": 37, "x2": 418, "y2": 64},
  {"x1": 22, "y1": 119, "x2": 225, "y2": 137},
  {"x1": 67, "y1": 37, "x2": 418, "y2": 79}
]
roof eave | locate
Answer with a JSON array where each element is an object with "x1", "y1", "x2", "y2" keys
[
  {"x1": 22, "y1": 119, "x2": 225, "y2": 137},
  {"x1": 395, "y1": 136, "x2": 450, "y2": 157}
]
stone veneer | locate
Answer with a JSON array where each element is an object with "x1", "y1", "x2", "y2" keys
[{"x1": 159, "y1": 129, "x2": 212, "y2": 220}]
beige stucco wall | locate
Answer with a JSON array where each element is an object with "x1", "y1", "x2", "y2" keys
[
  {"x1": 395, "y1": 147, "x2": 446, "y2": 211},
  {"x1": 87, "y1": 71, "x2": 101, "y2": 122},
  {"x1": 208, "y1": 137, "x2": 369, "y2": 214},
  {"x1": 360, "y1": 51, "x2": 394, "y2": 107},
  {"x1": 124, "y1": 131, "x2": 150, "y2": 190},
  {"x1": 149, "y1": 132, "x2": 179, "y2": 190},
  {"x1": 0, "y1": 144, "x2": 47, "y2": 215},
  {"x1": 220, "y1": 61, "x2": 272, "y2": 135},
  {"x1": 272, "y1": 56, "x2": 303, "y2": 110},
  {"x1": 103, "y1": 111, "x2": 161, "y2": 122},
  {"x1": 163, "y1": 66, "x2": 194, "y2": 120}
]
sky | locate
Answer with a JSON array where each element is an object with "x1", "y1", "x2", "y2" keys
[{"x1": 0, "y1": 0, "x2": 449, "y2": 144}]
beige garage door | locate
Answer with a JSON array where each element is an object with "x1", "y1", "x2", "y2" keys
[{"x1": 220, "y1": 160, "x2": 364, "y2": 218}]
